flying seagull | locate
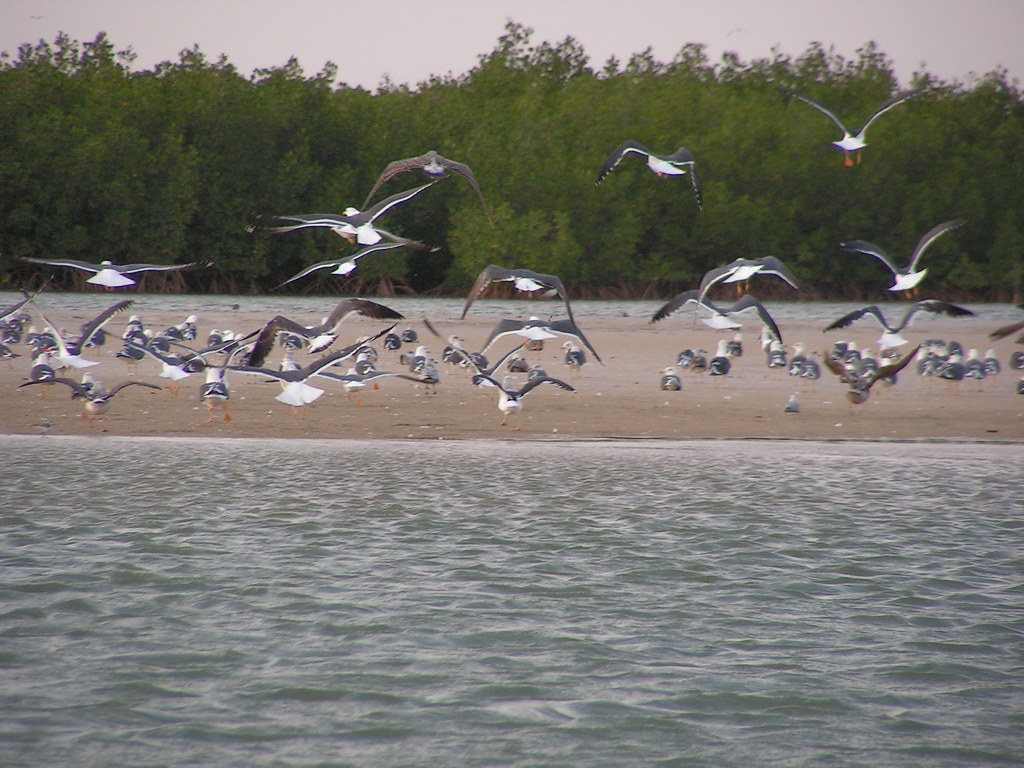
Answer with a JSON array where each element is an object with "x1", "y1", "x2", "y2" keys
[
  {"x1": 461, "y1": 265, "x2": 577, "y2": 325},
  {"x1": 19, "y1": 257, "x2": 209, "y2": 288},
  {"x1": 824, "y1": 300, "x2": 975, "y2": 349},
  {"x1": 253, "y1": 182, "x2": 437, "y2": 248},
  {"x1": 19, "y1": 377, "x2": 162, "y2": 419},
  {"x1": 840, "y1": 218, "x2": 966, "y2": 293},
  {"x1": 274, "y1": 242, "x2": 417, "y2": 288},
  {"x1": 362, "y1": 150, "x2": 489, "y2": 220},
  {"x1": 651, "y1": 290, "x2": 784, "y2": 343},
  {"x1": 784, "y1": 88, "x2": 923, "y2": 165},
  {"x1": 697, "y1": 256, "x2": 800, "y2": 303},
  {"x1": 28, "y1": 295, "x2": 134, "y2": 368},
  {"x1": 824, "y1": 344, "x2": 920, "y2": 405},
  {"x1": 246, "y1": 298, "x2": 404, "y2": 367},
  {"x1": 470, "y1": 372, "x2": 575, "y2": 429},
  {"x1": 478, "y1": 317, "x2": 603, "y2": 364},
  {"x1": 596, "y1": 140, "x2": 702, "y2": 209},
  {"x1": 989, "y1": 304, "x2": 1024, "y2": 341}
]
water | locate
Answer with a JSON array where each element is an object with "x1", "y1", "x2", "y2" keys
[{"x1": 2, "y1": 435, "x2": 1021, "y2": 767}]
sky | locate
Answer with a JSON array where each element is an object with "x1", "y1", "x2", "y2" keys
[{"x1": 1, "y1": 0, "x2": 1021, "y2": 90}]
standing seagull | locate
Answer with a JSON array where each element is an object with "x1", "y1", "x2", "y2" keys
[
  {"x1": 841, "y1": 219, "x2": 966, "y2": 293},
  {"x1": 596, "y1": 140, "x2": 702, "y2": 209},
  {"x1": 461, "y1": 265, "x2": 577, "y2": 326},
  {"x1": 824, "y1": 300, "x2": 975, "y2": 349},
  {"x1": 19, "y1": 257, "x2": 208, "y2": 288},
  {"x1": 19, "y1": 377, "x2": 161, "y2": 420},
  {"x1": 784, "y1": 88, "x2": 922, "y2": 165},
  {"x1": 362, "y1": 150, "x2": 489, "y2": 220}
]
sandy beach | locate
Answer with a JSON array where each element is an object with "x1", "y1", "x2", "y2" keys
[{"x1": 3, "y1": 307, "x2": 1023, "y2": 443}]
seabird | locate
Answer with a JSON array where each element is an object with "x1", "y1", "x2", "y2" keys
[
  {"x1": 595, "y1": 140, "x2": 703, "y2": 209},
  {"x1": 697, "y1": 256, "x2": 800, "y2": 303},
  {"x1": 840, "y1": 219, "x2": 966, "y2": 292},
  {"x1": 19, "y1": 377, "x2": 161, "y2": 419},
  {"x1": 461, "y1": 265, "x2": 577, "y2": 325},
  {"x1": 362, "y1": 150, "x2": 489, "y2": 219},
  {"x1": 28, "y1": 296, "x2": 134, "y2": 368},
  {"x1": 659, "y1": 366, "x2": 682, "y2": 391},
  {"x1": 19, "y1": 257, "x2": 208, "y2": 288},
  {"x1": 246, "y1": 298, "x2": 404, "y2": 366},
  {"x1": 275, "y1": 242, "x2": 409, "y2": 288},
  {"x1": 315, "y1": 368, "x2": 426, "y2": 405},
  {"x1": 823, "y1": 299, "x2": 975, "y2": 349},
  {"x1": 253, "y1": 182, "x2": 437, "y2": 247},
  {"x1": 708, "y1": 339, "x2": 732, "y2": 378},
  {"x1": 989, "y1": 304, "x2": 1024, "y2": 341},
  {"x1": 783, "y1": 88, "x2": 922, "y2": 165},
  {"x1": 824, "y1": 344, "x2": 920, "y2": 405},
  {"x1": 783, "y1": 394, "x2": 801, "y2": 413},
  {"x1": 562, "y1": 340, "x2": 586, "y2": 376},
  {"x1": 472, "y1": 373, "x2": 575, "y2": 430},
  {"x1": 651, "y1": 290, "x2": 783, "y2": 343},
  {"x1": 478, "y1": 317, "x2": 603, "y2": 364}
]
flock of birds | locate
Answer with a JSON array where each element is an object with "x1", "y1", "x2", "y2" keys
[{"x1": 8, "y1": 87, "x2": 1024, "y2": 430}]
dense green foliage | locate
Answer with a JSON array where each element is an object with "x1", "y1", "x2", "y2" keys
[{"x1": 1, "y1": 24, "x2": 1022, "y2": 299}]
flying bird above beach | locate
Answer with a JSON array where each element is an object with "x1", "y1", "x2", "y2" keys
[
  {"x1": 471, "y1": 371, "x2": 575, "y2": 429},
  {"x1": 824, "y1": 300, "x2": 975, "y2": 349},
  {"x1": 840, "y1": 218, "x2": 966, "y2": 293},
  {"x1": 28, "y1": 295, "x2": 134, "y2": 369},
  {"x1": 362, "y1": 150, "x2": 489, "y2": 218},
  {"x1": 697, "y1": 256, "x2": 801, "y2": 303},
  {"x1": 784, "y1": 88, "x2": 923, "y2": 165},
  {"x1": 479, "y1": 317, "x2": 603, "y2": 364},
  {"x1": 274, "y1": 242, "x2": 427, "y2": 288},
  {"x1": 19, "y1": 257, "x2": 209, "y2": 288},
  {"x1": 989, "y1": 304, "x2": 1024, "y2": 341},
  {"x1": 824, "y1": 344, "x2": 920, "y2": 405},
  {"x1": 461, "y1": 265, "x2": 577, "y2": 325},
  {"x1": 19, "y1": 377, "x2": 162, "y2": 419},
  {"x1": 246, "y1": 299, "x2": 404, "y2": 367},
  {"x1": 596, "y1": 140, "x2": 702, "y2": 209},
  {"x1": 253, "y1": 182, "x2": 437, "y2": 248},
  {"x1": 650, "y1": 290, "x2": 783, "y2": 343}
]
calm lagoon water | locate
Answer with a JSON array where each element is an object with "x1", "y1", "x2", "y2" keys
[{"x1": 2, "y1": 435, "x2": 1021, "y2": 767}]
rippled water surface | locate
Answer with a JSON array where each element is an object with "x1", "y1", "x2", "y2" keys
[{"x1": 2, "y1": 436, "x2": 1021, "y2": 767}]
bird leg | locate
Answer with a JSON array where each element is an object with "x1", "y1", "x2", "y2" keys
[{"x1": 844, "y1": 152, "x2": 855, "y2": 168}]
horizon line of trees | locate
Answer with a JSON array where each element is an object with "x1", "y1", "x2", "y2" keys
[{"x1": 1, "y1": 23, "x2": 1022, "y2": 301}]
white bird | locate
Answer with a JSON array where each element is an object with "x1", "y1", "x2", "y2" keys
[
  {"x1": 19, "y1": 257, "x2": 208, "y2": 288},
  {"x1": 824, "y1": 299, "x2": 975, "y2": 349},
  {"x1": 785, "y1": 88, "x2": 922, "y2": 165},
  {"x1": 479, "y1": 317, "x2": 603, "y2": 364},
  {"x1": 473, "y1": 373, "x2": 575, "y2": 430},
  {"x1": 659, "y1": 366, "x2": 682, "y2": 391},
  {"x1": 840, "y1": 219, "x2": 966, "y2": 292},
  {"x1": 28, "y1": 296, "x2": 134, "y2": 368},
  {"x1": 595, "y1": 140, "x2": 702, "y2": 209}
]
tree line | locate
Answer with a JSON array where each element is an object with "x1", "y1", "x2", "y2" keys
[{"x1": 1, "y1": 23, "x2": 1021, "y2": 300}]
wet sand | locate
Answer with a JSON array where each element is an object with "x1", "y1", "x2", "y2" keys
[{"x1": 3, "y1": 308, "x2": 1023, "y2": 442}]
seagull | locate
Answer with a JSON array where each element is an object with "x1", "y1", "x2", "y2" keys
[
  {"x1": 274, "y1": 242, "x2": 411, "y2": 288},
  {"x1": 989, "y1": 304, "x2": 1024, "y2": 341},
  {"x1": 253, "y1": 182, "x2": 437, "y2": 247},
  {"x1": 19, "y1": 377, "x2": 161, "y2": 419},
  {"x1": 783, "y1": 394, "x2": 801, "y2": 413},
  {"x1": 28, "y1": 296, "x2": 134, "y2": 368},
  {"x1": 19, "y1": 257, "x2": 208, "y2": 288},
  {"x1": 246, "y1": 298, "x2": 404, "y2": 367},
  {"x1": 784, "y1": 88, "x2": 922, "y2": 165},
  {"x1": 650, "y1": 290, "x2": 783, "y2": 343},
  {"x1": 697, "y1": 256, "x2": 800, "y2": 303},
  {"x1": 472, "y1": 372, "x2": 575, "y2": 429},
  {"x1": 595, "y1": 140, "x2": 702, "y2": 209},
  {"x1": 659, "y1": 366, "x2": 682, "y2": 391},
  {"x1": 461, "y1": 265, "x2": 577, "y2": 325},
  {"x1": 824, "y1": 344, "x2": 920, "y2": 405},
  {"x1": 229, "y1": 327, "x2": 395, "y2": 408},
  {"x1": 478, "y1": 317, "x2": 603, "y2": 364},
  {"x1": 362, "y1": 150, "x2": 489, "y2": 219},
  {"x1": 314, "y1": 368, "x2": 426, "y2": 405},
  {"x1": 840, "y1": 219, "x2": 966, "y2": 293},
  {"x1": 824, "y1": 300, "x2": 975, "y2": 349},
  {"x1": 562, "y1": 340, "x2": 586, "y2": 377}
]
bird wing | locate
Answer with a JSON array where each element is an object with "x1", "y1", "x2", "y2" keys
[
  {"x1": 989, "y1": 318, "x2": 1024, "y2": 341},
  {"x1": 372, "y1": 228, "x2": 439, "y2": 251},
  {"x1": 840, "y1": 240, "x2": 902, "y2": 275},
  {"x1": 106, "y1": 380, "x2": 162, "y2": 397},
  {"x1": 787, "y1": 91, "x2": 850, "y2": 133},
  {"x1": 478, "y1": 319, "x2": 530, "y2": 354},
  {"x1": 868, "y1": 344, "x2": 921, "y2": 388},
  {"x1": 651, "y1": 289, "x2": 703, "y2": 323},
  {"x1": 697, "y1": 264, "x2": 742, "y2": 304},
  {"x1": 687, "y1": 162, "x2": 704, "y2": 210},
  {"x1": 595, "y1": 140, "x2": 652, "y2": 184},
  {"x1": 858, "y1": 89, "x2": 923, "y2": 133},
  {"x1": 756, "y1": 256, "x2": 801, "y2": 290},
  {"x1": 461, "y1": 265, "x2": 518, "y2": 318},
  {"x1": 907, "y1": 219, "x2": 966, "y2": 271},
  {"x1": 545, "y1": 319, "x2": 603, "y2": 364},
  {"x1": 824, "y1": 305, "x2": 887, "y2": 332},
  {"x1": 323, "y1": 298, "x2": 404, "y2": 331},
  {"x1": 2, "y1": 289, "x2": 41, "y2": 322},
  {"x1": 19, "y1": 257, "x2": 103, "y2": 273},
  {"x1": 18, "y1": 376, "x2": 87, "y2": 396},
  {"x1": 275, "y1": 243, "x2": 406, "y2": 289},
  {"x1": 254, "y1": 213, "x2": 352, "y2": 233},
  {"x1": 822, "y1": 354, "x2": 851, "y2": 379},
  {"x1": 515, "y1": 375, "x2": 576, "y2": 397},
  {"x1": 79, "y1": 299, "x2": 135, "y2": 345},
  {"x1": 362, "y1": 155, "x2": 433, "y2": 207},
  {"x1": 116, "y1": 261, "x2": 206, "y2": 274},
  {"x1": 721, "y1": 294, "x2": 783, "y2": 343},
  {"x1": 362, "y1": 181, "x2": 437, "y2": 223}
]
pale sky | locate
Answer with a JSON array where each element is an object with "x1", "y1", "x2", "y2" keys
[{"x1": 1, "y1": 0, "x2": 1020, "y2": 89}]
